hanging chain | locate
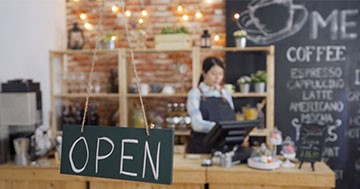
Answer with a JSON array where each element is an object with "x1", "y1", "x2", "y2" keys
[
  {"x1": 80, "y1": 0, "x2": 105, "y2": 133},
  {"x1": 119, "y1": 0, "x2": 150, "y2": 136},
  {"x1": 80, "y1": 0, "x2": 150, "y2": 136}
]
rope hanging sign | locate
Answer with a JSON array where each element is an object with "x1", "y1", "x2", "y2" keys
[{"x1": 60, "y1": 0, "x2": 174, "y2": 184}]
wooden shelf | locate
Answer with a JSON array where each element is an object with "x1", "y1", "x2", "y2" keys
[
  {"x1": 174, "y1": 144, "x2": 186, "y2": 154},
  {"x1": 231, "y1": 92, "x2": 268, "y2": 98},
  {"x1": 50, "y1": 46, "x2": 272, "y2": 55},
  {"x1": 54, "y1": 93, "x2": 119, "y2": 98},
  {"x1": 249, "y1": 128, "x2": 269, "y2": 137},
  {"x1": 58, "y1": 128, "x2": 190, "y2": 137},
  {"x1": 50, "y1": 49, "x2": 121, "y2": 54},
  {"x1": 175, "y1": 129, "x2": 191, "y2": 136},
  {"x1": 201, "y1": 46, "x2": 273, "y2": 53},
  {"x1": 127, "y1": 93, "x2": 188, "y2": 98},
  {"x1": 50, "y1": 46, "x2": 275, "y2": 147},
  {"x1": 58, "y1": 129, "x2": 190, "y2": 136},
  {"x1": 127, "y1": 48, "x2": 192, "y2": 53},
  {"x1": 56, "y1": 131, "x2": 63, "y2": 136}
]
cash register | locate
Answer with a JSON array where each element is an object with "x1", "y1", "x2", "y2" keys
[{"x1": 203, "y1": 119, "x2": 261, "y2": 164}]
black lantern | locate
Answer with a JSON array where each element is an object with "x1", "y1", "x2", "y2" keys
[
  {"x1": 201, "y1": 30, "x2": 211, "y2": 48},
  {"x1": 68, "y1": 22, "x2": 85, "y2": 49}
]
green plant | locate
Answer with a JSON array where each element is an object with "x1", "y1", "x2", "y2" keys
[
  {"x1": 251, "y1": 70, "x2": 267, "y2": 83},
  {"x1": 160, "y1": 26, "x2": 189, "y2": 34},
  {"x1": 237, "y1": 75, "x2": 252, "y2": 84},
  {"x1": 233, "y1": 30, "x2": 247, "y2": 38}
]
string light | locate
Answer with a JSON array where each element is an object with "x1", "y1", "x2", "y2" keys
[
  {"x1": 141, "y1": 10, "x2": 148, "y2": 17},
  {"x1": 125, "y1": 10, "x2": 131, "y2": 17},
  {"x1": 214, "y1": 34, "x2": 220, "y2": 41},
  {"x1": 195, "y1": 11, "x2": 203, "y2": 19},
  {"x1": 234, "y1": 13, "x2": 240, "y2": 20},
  {"x1": 177, "y1": 4, "x2": 183, "y2": 12},
  {"x1": 84, "y1": 22, "x2": 93, "y2": 30},
  {"x1": 182, "y1": 14, "x2": 189, "y2": 21},
  {"x1": 80, "y1": 13, "x2": 87, "y2": 20},
  {"x1": 138, "y1": 18, "x2": 144, "y2": 24},
  {"x1": 112, "y1": 5, "x2": 119, "y2": 12}
]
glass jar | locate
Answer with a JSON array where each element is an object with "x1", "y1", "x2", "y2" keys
[
  {"x1": 242, "y1": 105, "x2": 258, "y2": 120},
  {"x1": 133, "y1": 106, "x2": 145, "y2": 128}
]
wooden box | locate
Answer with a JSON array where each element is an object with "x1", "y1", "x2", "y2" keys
[{"x1": 155, "y1": 33, "x2": 192, "y2": 49}]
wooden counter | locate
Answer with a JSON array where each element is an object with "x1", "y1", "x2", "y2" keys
[
  {"x1": 207, "y1": 161, "x2": 335, "y2": 189},
  {"x1": 0, "y1": 160, "x2": 87, "y2": 189},
  {"x1": 0, "y1": 156, "x2": 334, "y2": 189},
  {"x1": 89, "y1": 155, "x2": 206, "y2": 189},
  {"x1": 0, "y1": 155, "x2": 206, "y2": 189}
]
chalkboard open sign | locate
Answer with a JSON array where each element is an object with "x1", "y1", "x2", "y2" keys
[
  {"x1": 296, "y1": 124, "x2": 327, "y2": 162},
  {"x1": 60, "y1": 125, "x2": 174, "y2": 184}
]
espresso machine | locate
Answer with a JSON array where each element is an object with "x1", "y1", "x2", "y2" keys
[{"x1": 0, "y1": 79, "x2": 42, "y2": 165}]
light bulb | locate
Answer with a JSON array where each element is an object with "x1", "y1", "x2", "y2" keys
[
  {"x1": 214, "y1": 34, "x2": 220, "y2": 41},
  {"x1": 206, "y1": 0, "x2": 212, "y2": 3},
  {"x1": 177, "y1": 5, "x2": 183, "y2": 12},
  {"x1": 73, "y1": 0, "x2": 79, "y2": 2},
  {"x1": 84, "y1": 22, "x2": 93, "y2": 30},
  {"x1": 125, "y1": 10, "x2": 131, "y2": 17},
  {"x1": 195, "y1": 11, "x2": 203, "y2": 19},
  {"x1": 112, "y1": 5, "x2": 118, "y2": 12},
  {"x1": 80, "y1": 13, "x2": 87, "y2": 20},
  {"x1": 182, "y1": 14, "x2": 189, "y2": 21},
  {"x1": 138, "y1": 18, "x2": 144, "y2": 24},
  {"x1": 111, "y1": 36, "x2": 117, "y2": 41},
  {"x1": 234, "y1": 13, "x2": 240, "y2": 20},
  {"x1": 141, "y1": 10, "x2": 148, "y2": 16}
]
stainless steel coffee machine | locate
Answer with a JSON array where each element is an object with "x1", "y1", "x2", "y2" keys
[{"x1": 0, "y1": 79, "x2": 42, "y2": 165}]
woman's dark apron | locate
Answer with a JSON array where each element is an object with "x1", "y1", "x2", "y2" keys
[{"x1": 187, "y1": 90, "x2": 236, "y2": 153}]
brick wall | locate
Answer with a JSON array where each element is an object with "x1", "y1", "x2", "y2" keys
[
  {"x1": 65, "y1": 0, "x2": 227, "y2": 127},
  {"x1": 66, "y1": 0, "x2": 226, "y2": 48}
]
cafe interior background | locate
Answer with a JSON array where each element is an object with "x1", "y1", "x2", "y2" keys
[{"x1": 0, "y1": 0, "x2": 359, "y2": 188}]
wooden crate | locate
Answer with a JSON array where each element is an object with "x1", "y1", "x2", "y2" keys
[{"x1": 155, "y1": 34, "x2": 192, "y2": 50}]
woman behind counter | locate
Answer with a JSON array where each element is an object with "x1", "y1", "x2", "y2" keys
[{"x1": 186, "y1": 57, "x2": 236, "y2": 153}]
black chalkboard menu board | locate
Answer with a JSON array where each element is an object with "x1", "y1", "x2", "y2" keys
[{"x1": 226, "y1": 0, "x2": 360, "y2": 188}]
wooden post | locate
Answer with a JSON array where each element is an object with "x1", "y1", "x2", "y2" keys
[
  {"x1": 266, "y1": 45, "x2": 275, "y2": 146},
  {"x1": 192, "y1": 46, "x2": 200, "y2": 88},
  {"x1": 62, "y1": 54, "x2": 68, "y2": 94},
  {"x1": 49, "y1": 51, "x2": 56, "y2": 140},
  {"x1": 119, "y1": 49, "x2": 127, "y2": 127}
]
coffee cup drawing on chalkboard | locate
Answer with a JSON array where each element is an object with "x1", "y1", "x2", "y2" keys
[{"x1": 236, "y1": 0, "x2": 308, "y2": 44}]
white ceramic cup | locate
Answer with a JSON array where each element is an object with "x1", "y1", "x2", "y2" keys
[
  {"x1": 162, "y1": 85, "x2": 175, "y2": 94},
  {"x1": 140, "y1": 84, "x2": 150, "y2": 95}
]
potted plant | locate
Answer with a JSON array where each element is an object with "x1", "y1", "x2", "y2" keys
[
  {"x1": 251, "y1": 70, "x2": 267, "y2": 93},
  {"x1": 155, "y1": 26, "x2": 192, "y2": 49},
  {"x1": 102, "y1": 33, "x2": 118, "y2": 49},
  {"x1": 237, "y1": 75, "x2": 251, "y2": 93},
  {"x1": 233, "y1": 30, "x2": 247, "y2": 48}
]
